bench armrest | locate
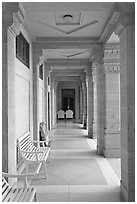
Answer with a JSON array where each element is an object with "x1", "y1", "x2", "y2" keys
[
  {"x1": 2, "y1": 172, "x2": 35, "y2": 188},
  {"x1": 33, "y1": 139, "x2": 51, "y2": 143},
  {"x1": 20, "y1": 149, "x2": 49, "y2": 161}
]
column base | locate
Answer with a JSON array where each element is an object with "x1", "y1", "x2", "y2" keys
[
  {"x1": 97, "y1": 145, "x2": 103, "y2": 155},
  {"x1": 120, "y1": 180, "x2": 135, "y2": 202},
  {"x1": 104, "y1": 130, "x2": 120, "y2": 158},
  {"x1": 88, "y1": 129, "x2": 93, "y2": 138},
  {"x1": 103, "y1": 148, "x2": 120, "y2": 158}
]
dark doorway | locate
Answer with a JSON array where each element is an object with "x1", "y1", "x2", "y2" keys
[{"x1": 61, "y1": 89, "x2": 75, "y2": 118}]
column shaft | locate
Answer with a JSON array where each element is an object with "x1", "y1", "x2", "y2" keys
[
  {"x1": 120, "y1": 24, "x2": 135, "y2": 201},
  {"x1": 86, "y1": 69, "x2": 93, "y2": 138},
  {"x1": 104, "y1": 69, "x2": 120, "y2": 157},
  {"x1": 94, "y1": 47, "x2": 106, "y2": 155},
  {"x1": 82, "y1": 81, "x2": 87, "y2": 128}
]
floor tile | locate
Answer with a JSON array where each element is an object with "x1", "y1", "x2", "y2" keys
[
  {"x1": 37, "y1": 192, "x2": 69, "y2": 202},
  {"x1": 28, "y1": 122, "x2": 121, "y2": 202},
  {"x1": 69, "y1": 192, "x2": 121, "y2": 202}
]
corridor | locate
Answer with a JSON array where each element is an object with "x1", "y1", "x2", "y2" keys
[{"x1": 30, "y1": 122, "x2": 121, "y2": 202}]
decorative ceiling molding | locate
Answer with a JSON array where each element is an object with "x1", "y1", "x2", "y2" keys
[
  {"x1": 34, "y1": 40, "x2": 100, "y2": 49},
  {"x1": 39, "y1": 20, "x2": 98, "y2": 35},
  {"x1": 99, "y1": 3, "x2": 120, "y2": 43},
  {"x1": 104, "y1": 59, "x2": 119, "y2": 64},
  {"x1": 55, "y1": 12, "x2": 81, "y2": 25},
  {"x1": 47, "y1": 58, "x2": 89, "y2": 63},
  {"x1": 105, "y1": 43, "x2": 119, "y2": 50},
  {"x1": 44, "y1": 49, "x2": 89, "y2": 58},
  {"x1": 19, "y1": 2, "x2": 36, "y2": 41},
  {"x1": 47, "y1": 60, "x2": 90, "y2": 67},
  {"x1": 36, "y1": 37, "x2": 99, "y2": 42},
  {"x1": 104, "y1": 65, "x2": 120, "y2": 73}
]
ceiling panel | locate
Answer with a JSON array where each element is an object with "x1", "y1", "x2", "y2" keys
[{"x1": 22, "y1": 2, "x2": 113, "y2": 38}]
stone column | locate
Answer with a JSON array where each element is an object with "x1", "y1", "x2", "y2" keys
[
  {"x1": 2, "y1": 3, "x2": 20, "y2": 177},
  {"x1": 86, "y1": 65, "x2": 93, "y2": 138},
  {"x1": 59, "y1": 85, "x2": 62, "y2": 110},
  {"x1": 43, "y1": 64, "x2": 50, "y2": 128},
  {"x1": 75, "y1": 86, "x2": 80, "y2": 122},
  {"x1": 33, "y1": 45, "x2": 42, "y2": 140},
  {"x1": 54, "y1": 81, "x2": 58, "y2": 124},
  {"x1": 82, "y1": 74, "x2": 87, "y2": 129},
  {"x1": 104, "y1": 66, "x2": 120, "y2": 157},
  {"x1": 50, "y1": 77, "x2": 55, "y2": 128},
  {"x1": 92, "y1": 74, "x2": 97, "y2": 138},
  {"x1": 93, "y1": 45, "x2": 106, "y2": 155},
  {"x1": 115, "y1": 3, "x2": 135, "y2": 201},
  {"x1": 80, "y1": 83, "x2": 83, "y2": 123}
]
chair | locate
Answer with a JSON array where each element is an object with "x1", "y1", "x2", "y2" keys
[
  {"x1": 57, "y1": 110, "x2": 65, "y2": 119},
  {"x1": 66, "y1": 109, "x2": 73, "y2": 119}
]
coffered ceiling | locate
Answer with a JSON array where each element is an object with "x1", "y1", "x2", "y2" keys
[
  {"x1": 22, "y1": 2, "x2": 113, "y2": 38},
  {"x1": 20, "y1": 2, "x2": 119, "y2": 82}
]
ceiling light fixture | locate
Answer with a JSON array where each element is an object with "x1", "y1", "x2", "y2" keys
[{"x1": 63, "y1": 14, "x2": 73, "y2": 23}]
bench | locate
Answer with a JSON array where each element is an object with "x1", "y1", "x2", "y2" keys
[
  {"x1": 17, "y1": 131, "x2": 50, "y2": 178},
  {"x1": 2, "y1": 172, "x2": 37, "y2": 202}
]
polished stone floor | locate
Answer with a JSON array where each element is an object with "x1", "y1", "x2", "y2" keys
[{"x1": 25, "y1": 121, "x2": 122, "y2": 202}]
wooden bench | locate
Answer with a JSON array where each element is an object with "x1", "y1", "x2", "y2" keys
[
  {"x1": 17, "y1": 131, "x2": 50, "y2": 178},
  {"x1": 2, "y1": 172, "x2": 37, "y2": 202}
]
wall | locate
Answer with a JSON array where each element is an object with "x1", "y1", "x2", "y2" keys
[{"x1": 15, "y1": 24, "x2": 33, "y2": 139}]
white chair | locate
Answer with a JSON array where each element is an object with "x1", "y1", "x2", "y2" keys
[
  {"x1": 57, "y1": 110, "x2": 65, "y2": 119},
  {"x1": 66, "y1": 109, "x2": 73, "y2": 119}
]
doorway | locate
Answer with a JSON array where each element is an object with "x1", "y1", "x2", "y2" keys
[{"x1": 61, "y1": 89, "x2": 75, "y2": 118}]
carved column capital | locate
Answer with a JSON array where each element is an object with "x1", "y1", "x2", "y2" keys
[
  {"x1": 85, "y1": 64, "x2": 92, "y2": 77},
  {"x1": 33, "y1": 44, "x2": 43, "y2": 66},
  {"x1": 44, "y1": 63, "x2": 51, "y2": 76},
  {"x1": 114, "y1": 2, "x2": 135, "y2": 36},
  {"x1": 105, "y1": 65, "x2": 120, "y2": 73},
  {"x1": 92, "y1": 45, "x2": 104, "y2": 65}
]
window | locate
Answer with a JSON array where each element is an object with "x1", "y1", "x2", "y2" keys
[
  {"x1": 16, "y1": 32, "x2": 30, "y2": 68},
  {"x1": 39, "y1": 64, "x2": 43, "y2": 80}
]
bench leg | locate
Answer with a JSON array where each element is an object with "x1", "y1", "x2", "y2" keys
[
  {"x1": 34, "y1": 192, "x2": 37, "y2": 202},
  {"x1": 47, "y1": 151, "x2": 51, "y2": 163},
  {"x1": 25, "y1": 162, "x2": 29, "y2": 173},
  {"x1": 43, "y1": 162, "x2": 47, "y2": 178}
]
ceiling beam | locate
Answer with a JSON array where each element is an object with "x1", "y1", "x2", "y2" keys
[
  {"x1": 55, "y1": 76, "x2": 81, "y2": 82},
  {"x1": 36, "y1": 37, "x2": 99, "y2": 43},
  {"x1": 46, "y1": 59, "x2": 90, "y2": 66},
  {"x1": 34, "y1": 38, "x2": 101, "y2": 49},
  {"x1": 51, "y1": 72, "x2": 84, "y2": 77}
]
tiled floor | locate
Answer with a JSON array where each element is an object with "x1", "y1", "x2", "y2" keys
[{"x1": 30, "y1": 121, "x2": 122, "y2": 202}]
